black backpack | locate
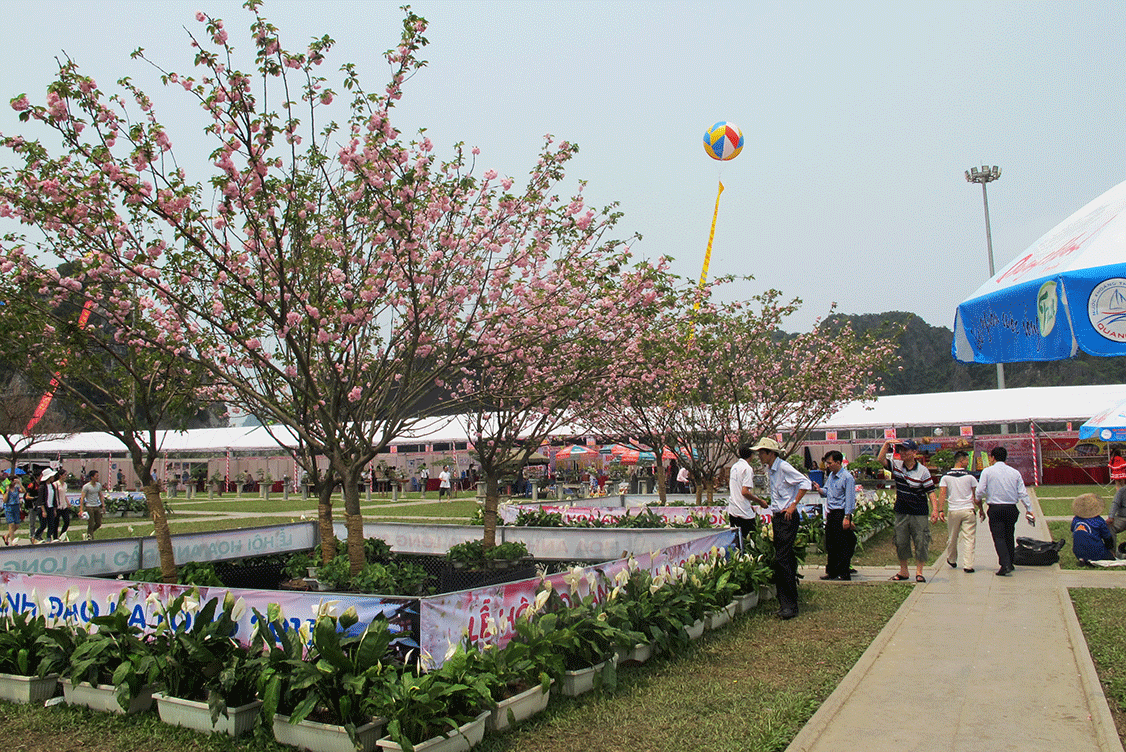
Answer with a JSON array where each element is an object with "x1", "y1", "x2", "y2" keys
[{"x1": 1013, "y1": 537, "x2": 1065, "y2": 566}]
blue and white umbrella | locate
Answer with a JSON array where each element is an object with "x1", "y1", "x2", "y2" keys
[
  {"x1": 953, "y1": 179, "x2": 1126, "y2": 363},
  {"x1": 1079, "y1": 397, "x2": 1126, "y2": 443}
]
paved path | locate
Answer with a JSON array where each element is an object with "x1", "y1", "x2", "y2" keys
[{"x1": 788, "y1": 494, "x2": 1125, "y2": 752}]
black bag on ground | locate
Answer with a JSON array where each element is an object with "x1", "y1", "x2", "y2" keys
[{"x1": 1013, "y1": 537, "x2": 1065, "y2": 566}]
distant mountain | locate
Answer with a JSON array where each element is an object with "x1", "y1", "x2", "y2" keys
[{"x1": 821, "y1": 311, "x2": 1126, "y2": 396}]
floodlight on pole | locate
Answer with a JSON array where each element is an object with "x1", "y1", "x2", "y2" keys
[{"x1": 965, "y1": 164, "x2": 1007, "y2": 432}]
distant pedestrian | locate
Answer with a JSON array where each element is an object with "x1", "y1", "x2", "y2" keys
[
  {"x1": 1109, "y1": 447, "x2": 1126, "y2": 482},
  {"x1": 977, "y1": 446, "x2": 1034, "y2": 576},
  {"x1": 1071, "y1": 493, "x2": 1115, "y2": 565},
  {"x1": 438, "y1": 465, "x2": 452, "y2": 501},
  {"x1": 418, "y1": 465, "x2": 429, "y2": 498},
  {"x1": 33, "y1": 468, "x2": 60, "y2": 543},
  {"x1": 55, "y1": 468, "x2": 73, "y2": 536},
  {"x1": 744, "y1": 437, "x2": 810, "y2": 620},
  {"x1": 4, "y1": 476, "x2": 22, "y2": 545},
  {"x1": 812, "y1": 451, "x2": 857, "y2": 580},
  {"x1": 677, "y1": 465, "x2": 691, "y2": 494},
  {"x1": 935, "y1": 450, "x2": 980, "y2": 573},
  {"x1": 877, "y1": 438, "x2": 936, "y2": 583},
  {"x1": 80, "y1": 470, "x2": 107, "y2": 539}
]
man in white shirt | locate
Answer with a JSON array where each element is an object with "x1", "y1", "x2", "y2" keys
[
  {"x1": 934, "y1": 451, "x2": 979, "y2": 573},
  {"x1": 976, "y1": 446, "x2": 1034, "y2": 576},
  {"x1": 727, "y1": 444, "x2": 760, "y2": 546},
  {"x1": 438, "y1": 466, "x2": 452, "y2": 501}
]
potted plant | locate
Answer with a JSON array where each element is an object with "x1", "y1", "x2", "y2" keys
[
  {"x1": 375, "y1": 644, "x2": 495, "y2": 752},
  {"x1": 257, "y1": 469, "x2": 273, "y2": 498},
  {"x1": 150, "y1": 591, "x2": 264, "y2": 737},
  {"x1": 0, "y1": 604, "x2": 59, "y2": 703},
  {"x1": 258, "y1": 603, "x2": 393, "y2": 752},
  {"x1": 536, "y1": 583, "x2": 620, "y2": 696},
  {"x1": 40, "y1": 592, "x2": 160, "y2": 714},
  {"x1": 208, "y1": 471, "x2": 225, "y2": 497}
]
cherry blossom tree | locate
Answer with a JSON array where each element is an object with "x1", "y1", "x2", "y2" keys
[{"x1": 0, "y1": 4, "x2": 663, "y2": 571}]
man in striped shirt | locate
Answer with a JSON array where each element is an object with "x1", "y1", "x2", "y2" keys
[{"x1": 877, "y1": 438, "x2": 937, "y2": 583}]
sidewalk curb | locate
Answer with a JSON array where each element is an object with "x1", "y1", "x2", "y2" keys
[
  {"x1": 1058, "y1": 580, "x2": 1126, "y2": 752},
  {"x1": 784, "y1": 571, "x2": 931, "y2": 752}
]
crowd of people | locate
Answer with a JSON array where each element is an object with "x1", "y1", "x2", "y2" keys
[
  {"x1": 727, "y1": 435, "x2": 1126, "y2": 621},
  {"x1": 1, "y1": 466, "x2": 107, "y2": 546}
]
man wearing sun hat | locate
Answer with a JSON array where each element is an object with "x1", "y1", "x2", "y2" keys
[
  {"x1": 744, "y1": 437, "x2": 810, "y2": 620},
  {"x1": 877, "y1": 437, "x2": 937, "y2": 583}
]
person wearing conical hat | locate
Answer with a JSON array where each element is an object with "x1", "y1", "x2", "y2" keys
[{"x1": 1071, "y1": 493, "x2": 1115, "y2": 565}]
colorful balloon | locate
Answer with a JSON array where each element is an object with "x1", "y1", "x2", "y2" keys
[{"x1": 703, "y1": 121, "x2": 744, "y2": 161}]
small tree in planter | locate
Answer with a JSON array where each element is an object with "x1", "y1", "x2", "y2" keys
[{"x1": 208, "y1": 471, "x2": 226, "y2": 497}]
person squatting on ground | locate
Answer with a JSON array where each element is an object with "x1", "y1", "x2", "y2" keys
[
  {"x1": 811, "y1": 450, "x2": 856, "y2": 581},
  {"x1": 877, "y1": 438, "x2": 936, "y2": 583},
  {"x1": 977, "y1": 445, "x2": 1034, "y2": 576},
  {"x1": 936, "y1": 450, "x2": 980, "y2": 573},
  {"x1": 744, "y1": 437, "x2": 810, "y2": 620},
  {"x1": 80, "y1": 470, "x2": 107, "y2": 539},
  {"x1": 1071, "y1": 493, "x2": 1115, "y2": 565},
  {"x1": 727, "y1": 443, "x2": 760, "y2": 546}
]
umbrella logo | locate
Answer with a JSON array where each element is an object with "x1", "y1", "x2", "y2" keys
[
  {"x1": 1036, "y1": 281, "x2": 1058, "y2": 337},
  {"x1": 1088, "y1": 278, "x2": 1126, "y2": 342}
]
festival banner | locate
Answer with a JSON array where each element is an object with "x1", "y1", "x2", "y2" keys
[
  {"x1": 418, "y1": 529, "x2": 737, "y2": 668},
  {"x1": 497, "y1": 503, "x2": 725, "y2": 527},
  {"x1": 0, "y1": 571, "x2": 419, "y2": 651}
]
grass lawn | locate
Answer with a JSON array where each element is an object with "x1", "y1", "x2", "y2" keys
[
  {"x1": 1070, "y1": 588, "x2": 1126, "y2": 745},
  {"x1": 803, "y1": 522, "x2": 953, "y2": 569},
  {"x1": 476, "y1": 582, "x2": 911, "y2": 752},
  {"x1": 1036, "y1": 484, "x2": 1116, "y2": 517}
]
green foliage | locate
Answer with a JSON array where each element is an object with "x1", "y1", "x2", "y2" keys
[
  {"x1": 258, "y1": 605, "x2": 396, "y2": 746},
  {"x1": 40, "y1": 593, "x2": 160, "y2": 711},
  {"x1": 540, "y1": 586, "x2": 621, "y2": 672},
  {"x1": 129, "y1": 561, "x2": 221, "y2": 586},
  {"x1": 376, "y1": 645, "x2": 496, "y2": 751},
  {"x1": 446, "y1": 539, "x2": 529, "y2": 569},
  {"x1": 0, "y1": 608, "x2": 51, "y2": 677},
  {"x1": 150, "y1": 592, "x2": 260, "y2": 723},
  {"x1": 283, "y1": 551, "x2": 314, "y2": 580}
]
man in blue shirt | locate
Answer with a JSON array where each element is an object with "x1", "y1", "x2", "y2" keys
[
  {"x1": 812, "y1": 450, "x2": 856, "y2": 581},
  {"x1": 745, "y1": 437, "x2": 811, "y2": 620}
]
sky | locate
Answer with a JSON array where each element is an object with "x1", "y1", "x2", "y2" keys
[{"x1": 1, "y1": 0, "x2": 1123, "y2": 332}]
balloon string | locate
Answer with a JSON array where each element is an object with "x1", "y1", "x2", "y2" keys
[
  {"x1": 689, "y1": 180, "x2": 724, "y2": 343},
  {"x1": 694, "y1": 180, "x2": 724, "y2": 312}
]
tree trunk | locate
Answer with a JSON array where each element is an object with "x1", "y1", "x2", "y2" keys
[
  {"x1": 482, "y1": 472, "x2": 499, "y2": 550},
  {"x1": 143, "y1": 482, "x2": 177, "y2": 584},
  {"x1": 695, "y1": 483, "x2": 704, "y2": 505},
  {"x1": 317, "y1": 483, "x2": 335, "y2": 566},
  {"x1": 340, "y1": 468, "x2": 365, "y2": 576},
  {"x1": 654, "y1": 460, "x2": 668, "y2": 504}
]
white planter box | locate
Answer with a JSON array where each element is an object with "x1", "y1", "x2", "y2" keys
[
  {"x1": 735, "y1": 591, "x2": 760, "y2": 614},
  {"x1": 560, "y1": 656, "x2": 617, "y2": 697},
  {"x1": 378, "y1": 711, "x2": 489, "y2": 752},
  {"x1": 486, "y1": 684, "x2": 551, "y2": 732},
  {"x1": 153, "y1": 692, "x2": 262, "y2": 737},
  {"x1": 273, "y1": 713, "x2": 385, "y2": 752},
  {"x1": 684, "y1": 618, "x2": 706, "y2": 640},
  {"x1": 61, "y1": 679, "x2": 157, "y2": 715},
  {"x1": 620, "y1": 642, "x2": 653, "y2": 665},
  {"x1": 0, "y1": 672, "x2": 59, "y2": 704},
  {"x1": 706, "y1": 602, "x2": 737, "y2": 631}
]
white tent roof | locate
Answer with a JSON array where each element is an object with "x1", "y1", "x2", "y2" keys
[
  {"x1": 821, "y1": 384, "x2": 1126, "y2": 430},
  {"x1": 16, "y1": 384, "x2": 1126, "y2": 455}
]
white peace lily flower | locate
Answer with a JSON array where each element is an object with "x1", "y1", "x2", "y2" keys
[
  {"x1": 62, "y1": 587, "x2": 81, "y2": 606},
  {"x1": 182, "y1": 595, "x2": 201, "y2": 615},
  {"x1": 481, "y1": 617, "x2": 496, "y2": 640},
  {"x1": 585, "y1": 570, "x2": 598, "y2": 590},
  {"x1": 231, "y1": 597, "x2": 247, "y2": 621},
  {"x1": 145, "y1": 591, "x2": 164, "y2": 612},
  {"x1": 686, "y1": 554, "x2": 697, "y2": 566},
  {"x1": 563, "y1": 566, "x2": 583, "y2": 595},
  {"x1": 313, "y1": 599, "x2": 340, "y2": 619},
  {"x1": 596, "y1": 611, "x2": 607, "y2": 622},
  {"x1": 297, "y1": 622, "x2": 312, "y2": 643},
  {"x1": 444, "y1": 640, "x2": 459, "y2": 662},
  {"x1": 340, "y1": 605, "x2": 357, "y2": 622},
  {"x1": 609, "y1": 585, "x2": 622, "y2": 600},
  {"x1": 627, "y1": 556, "x2": 639, "y2": 573},
  {"x1": 533, "y1": 588, "x2": 551, "y2": 613},
  {"x1": 613, "y1": 568, "x2": 629, "y2": 587}
]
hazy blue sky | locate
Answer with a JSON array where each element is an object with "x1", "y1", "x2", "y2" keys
[{"x1": 2, "y1": 0, "x2": 1122, "y2": 331}]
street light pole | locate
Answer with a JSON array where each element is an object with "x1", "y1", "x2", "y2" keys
[{"x1": 965, "y1": 164, "x2": 1007, "y2": 433}]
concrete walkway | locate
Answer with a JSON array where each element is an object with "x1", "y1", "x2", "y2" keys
[{"x1": 788, "y1": 501, "x2": 1125, "y2": 752}]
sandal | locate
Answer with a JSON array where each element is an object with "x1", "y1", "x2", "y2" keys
[
  {"x1": 890, "y1": 573, "x2": 910, "y2": 581},
  {"x1": 915, "y1": 575, "x2": 926, "y2": 583}
]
